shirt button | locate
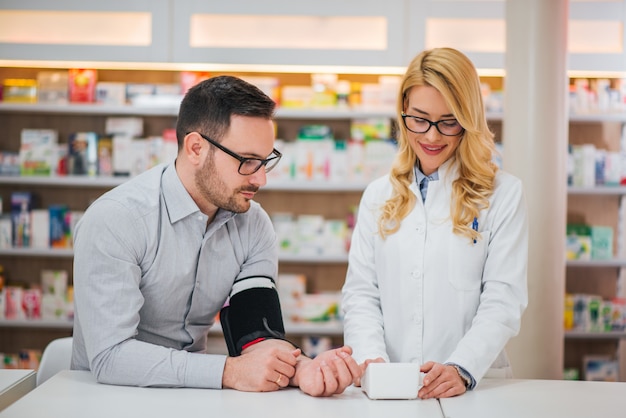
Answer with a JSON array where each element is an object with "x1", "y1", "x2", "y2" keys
[
  {"x1": 198, "y1": 216, "x2": 203, "y2": 221},
  {"x1": 412, "y1": 270, "x2": 421, "y2": 278}
]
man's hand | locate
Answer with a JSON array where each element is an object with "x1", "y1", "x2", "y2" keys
[
  {"x1": 222, "y1": 339, "x2": 299, "y2": 392},
  {"x1": 292, "y1": 346, "x2": 361, "y2": 397},
  {"x1": 418, "y1": 361, "x2": 467, "y2": 399},
  {"x1": 353, "y1": 357, "x2": 386, "y2": 387}
]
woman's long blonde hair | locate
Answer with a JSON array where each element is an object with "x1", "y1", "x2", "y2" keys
[{"x1": 378, "y1": 47, "x2": 497, "y2": 242}]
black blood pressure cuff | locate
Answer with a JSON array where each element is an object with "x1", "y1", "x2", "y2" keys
[{"x1": 220, "y1": 277, "x2": 288, "y2": 356}]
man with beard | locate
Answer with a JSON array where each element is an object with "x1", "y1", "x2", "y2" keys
[{"x1": 71, "y1": 76, "x2": 360, "y2": 397}]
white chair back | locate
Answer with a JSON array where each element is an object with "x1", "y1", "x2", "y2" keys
[{"x1": 37, "y1": 337, "x2": 73, "y2": 386}]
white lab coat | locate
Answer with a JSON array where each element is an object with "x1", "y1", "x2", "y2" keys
[{"x1": 342, "y1": 158, "x2": 528, "y2": 385}]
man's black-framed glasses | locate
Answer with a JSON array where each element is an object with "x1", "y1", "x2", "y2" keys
[
  {"x1": 401, "y1": 113, "x2": 464, "y2": 136},
  {"x1": 192, "y1": 132, "x2": 282, "y2": 175}
]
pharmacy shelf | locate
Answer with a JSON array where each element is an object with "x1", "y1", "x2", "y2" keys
[
  {"x1": 0, "y1": 102, "x2": 181, "y2": 117},
  {"x1": 0, "y1": 175, "x2": 369, "y2": 192},
  {"x1": 0, "y1": 248, "x2": 74, "y2": 258},
  {"x1": 4, "y1": 102, "x2": 626, "y2": 123},
  {"x1": 569, "y1": 113, "x2": 626, "y2": 123},
  {"x1": 564, "y1": 330, "x2": 626, "y2": 340},
  {"x1": 0, "y1": 318, "x2": 73, "y2": 329},
  {"x1": 265, "y1": 179, "x2": 369, "y2": 192},
  {"x1": 0, "y1": 102, "x2": 394, "y2": 119},
  {"x1": 568, "y1": 186, "x2": 626, "y2": 195},
  {"x1": 566, "y1": 259, "x2": 626, "y2": 268},
  {"x1": 0, "y1": 318, "x2": 343, "y2": 336},
  {"x1": 0, "y1": 247, "x2": 348, "y2": 263},
  {"x1": 0, "y1": 102, "x2": 513, "y2": 122},
  {"x1": 0, "y1": 175, "x2": 127, "y2": 188},
  {"x1": 279, "y1": 253, "x2": 349, "y2": 263}
]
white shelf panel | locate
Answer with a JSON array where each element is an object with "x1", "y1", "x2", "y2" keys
[
  {"x1": 568, "y1": 186, "x2": 626, "y2": 195},
  {"x1": 0, "y1": 175, "x2": 368, "y2": 192},
  {"x1": 0, "y1": 102, "x2": 180, "y2": 116},
  {"x1": 566, "y1": 259, "x2": 626, "y2": 268},
  {"x1": 14, "y1": 170, "x2": 626, "y2": 196},
  {"x1": 265, "y1": 179, "x2": 368, "y2": 192},
  {"x1": 0, "y1": 102, "x2": 393, "y2": 119},
  {"x1": 564, "y1": 330, "x2": 626, "y2": 340},
  {"x1": 0, "y1": 247, "x2": 348, "y2": 263},
  {"x1": 0, "y1": 102, "x2": 510, "y2": 122},
  {"x1": 0, "y1": 248, "x2": 74, "y2": 258},
  {"x1": 569, "y1": 113, "x2": 626, "y2": 123},
  {"x1": 0, "y1": 318, "x2": 343, "y2": 335},
  {"x1": 0, "y1": 175, "x2": 127, "y2": 188},
  {"x1": 0, "y1": 318, "x2": 73, "y2": 329},
  {"x1": 279, "y1": 253, "x2": 349, "y2": 263},
  {"x1": 276, "y1": 107, "x2": 395, "y2": 119}
]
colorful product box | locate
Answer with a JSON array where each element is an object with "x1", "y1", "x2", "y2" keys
[
  {"x1": 0, "y1": 151, "x2": 20, "y2": 176},
  {"x1": 30, "y1": 209, "x2": 50, "y2": 249},
  {"x1": 68, "y1": 132, "x2": 98, "y2": 176},
  {"x1": 0, "y1": 216, "x2": 11, "y2": 249},
  {"x1": 97, "y1": 136, "x2": 114, "y2": 176},
  {"x1": 591, "y1": 226, "x2": 613, "y2": 260},
  {"x1": 10, "y1": 192, "x2": 34, "y2": 248},
  {"x1": 37, "y1": 71, "x2": 69, "y2": 104},
  {"x1": 2, "y1": 79, "x2": 37, "y2": 103},
  {"x1": 22, "y1": 287, "x2": 41, "y2": 319},
  {"x1": 584, "y1": 355, "x2": 619, "y2": 381},
  {"x1": 49, "y1": 205, "x2": 69, "y2": 248},
  {"x1": 18, "y1": 129, "x2": 58, "y2": 176},
  {"x1": 5, "y1": 286, "x2": 24, "y2": 320},
  {"x1": 566, "y1": 224, "x2": 592, "y2": 260},
  {"x1": 68, "y1": 69, "x2": 97, "y2": 103},
  {"x1": 41, "y1": 269, "x2": 69, "y2": 320},
  {"x1": 96, "y1": 82, "x2": 126, "y2": 105}
]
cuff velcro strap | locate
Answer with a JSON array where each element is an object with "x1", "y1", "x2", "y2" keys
[{"x1": 220, "y1": 286, "x2": 287, "y2": 356}]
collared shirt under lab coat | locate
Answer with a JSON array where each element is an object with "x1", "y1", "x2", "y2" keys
[{"x1": 341, "y1": 158, "x2": 528, "y2": 386}]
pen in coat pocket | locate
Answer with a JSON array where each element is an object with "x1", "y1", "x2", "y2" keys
[{"x1": 472, "y1": 217, "x2": 478, "y2": 244}]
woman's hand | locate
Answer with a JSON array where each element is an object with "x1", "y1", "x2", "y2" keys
[{"x1": 418, "y1": 361, "x2": 467, "y2": 399}]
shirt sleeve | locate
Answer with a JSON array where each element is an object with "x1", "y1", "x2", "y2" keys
[{"x1": 73, "y1": 197, "x2": 227, "y2": 388}]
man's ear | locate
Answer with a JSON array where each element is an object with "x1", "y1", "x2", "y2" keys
[{"x1": 183, "y1": 132, "x2": 204, "y2": 166}]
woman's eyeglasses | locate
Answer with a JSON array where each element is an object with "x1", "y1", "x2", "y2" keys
[{"x1": 401, "y1": 113, "x2": 464, "y2": 136}]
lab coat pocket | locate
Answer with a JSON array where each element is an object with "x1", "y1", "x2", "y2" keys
[{"x1": 448, "y1": 230, "x2": 490, "y2": 290}]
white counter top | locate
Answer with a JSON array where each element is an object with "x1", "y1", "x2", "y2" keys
[
  {"x1": 0, "y1": 370, "x2": 442, "y2": 418},
  {"x1": 5, "y1": 371, "x2": 626, "y2": 418},
  {"x1": 0, "y1": 370, "x2": 36, "y2": 412},
  {"x1": 439, "y1": 378, "x2": 626, "y2": 418}
]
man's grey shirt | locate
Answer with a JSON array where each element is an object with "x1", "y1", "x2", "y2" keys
[{"x1": 71, "y1": 163, "x2": 278, "y2": 388}]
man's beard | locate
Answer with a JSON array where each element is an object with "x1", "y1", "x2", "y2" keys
[{"x1": 195, "y1": 156, "x2": 257, "y2": 213}]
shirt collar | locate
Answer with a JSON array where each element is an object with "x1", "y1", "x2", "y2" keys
[
  {"x1": 162, "y1": 162, "x2": 238, "y2": 226},
  {"x1": 414, "y1": 162, "x2": 440, "y2": 185},
  {"x1": 162, "y1": 162, "x2": 203, "y2": 224}
]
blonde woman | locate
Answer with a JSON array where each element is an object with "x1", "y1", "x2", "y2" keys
[{"x1": 342, "y1": 48, "x2": 528, "y2": 399}]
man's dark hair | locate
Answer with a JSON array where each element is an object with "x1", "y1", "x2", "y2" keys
[{"x1": 175, "y1": 75, "x2": 276, "y2": 148}]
